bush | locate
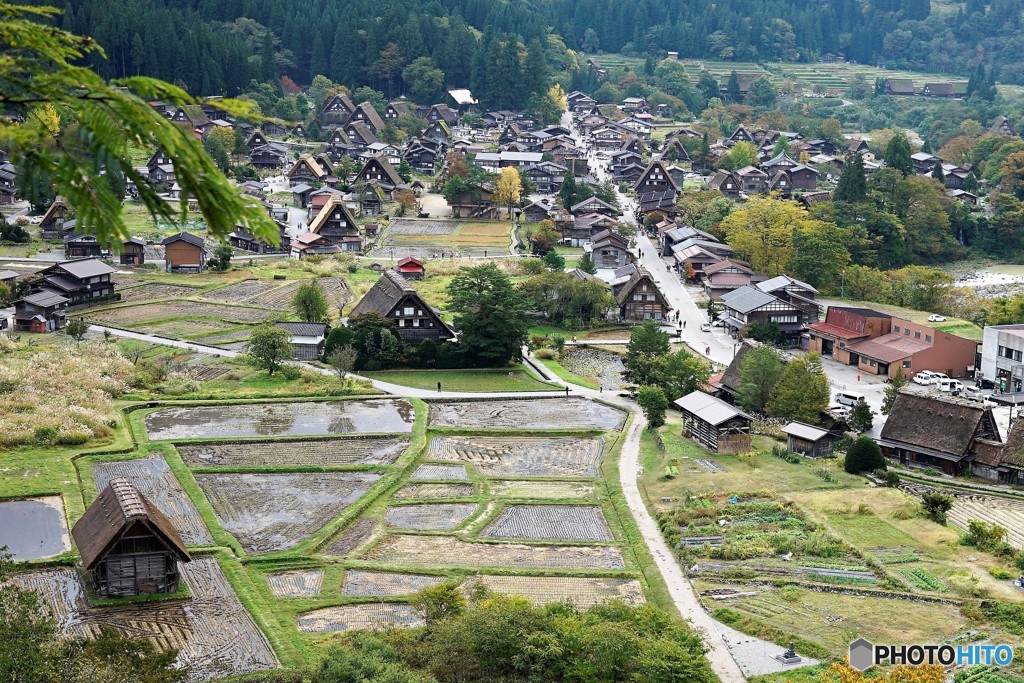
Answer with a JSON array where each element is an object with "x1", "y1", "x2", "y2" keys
[
  {"x1": 883, "y1": 470, "x2": 900, "y2": 487},
  {"x1": 520, "y1": 257, "x2": 545, "y2": 275},
  {"x1": 962, "y1": 520, "x2": 1007, "y2": 551},
  {"x1": 1016, "y1": 553, "x2": 1024, "y2": 571},
  {"x1": 989, "y1": 566, "x2": 1014, "y2": 580},
  {"x1": 921, "y1": 491, "x2": 954, "y2": 525},
  {"x1": 534, "y1": 348, "x2": 556, "y2": 359},
  {"x1": 844, "y1": 436, "x2": 885, "y2": 473},
  {"x1": 637, "y1": 385, "x2": 669, "y2": 428}
]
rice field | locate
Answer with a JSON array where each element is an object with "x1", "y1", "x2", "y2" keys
[
  {"x1": 384, "y1": 503, "x2": 478, "y2": 530},
  {"x1": 90, "y1": 301, "x2": 274, "y2": 326},
  {"x1": 464, "y1": 575, "x2": 645, "y2": 608},
  {"x1": 266, "y1": 569, "x2": 324, "y2": 598},
  {"x1": 297, "y1": 603, "x2": 424, "y2": 633},
  {"x1": 365, "y1": 534, "x2": 626, "y2": 570},
  {"x1": 481, "y1": 505, "x2": 614, "y2": 542},
  {"x1": 322, "y1": 518, "x2": 378, "y2": 557},
  {"x1": 410, "y1": 464, "x2": 470, "y2": 481},
  {"x1": 428, "y1": 398, "x2": 626, "y2": 430},
  {"x1": 342, "y1": 570, "x2": 446, "y2": 597},
  {"x1": 428, "y1": 436, "x2": 604, "y2": 478},
  {"x1": 176, "y1": 436, "x2": 410, "y2": 468},
  {"x1": 392, "y1": 483, "x2": 476, "y2": 499},
  {"x1": 488, "y1": 481, "x2": 596, "y2": 499}
]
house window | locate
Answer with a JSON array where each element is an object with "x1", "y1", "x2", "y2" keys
[
  {"x1": 404, "y1": 307, "x2": 414, "y2": 316},
  {"x1": 905, "y1": 329, "x2": 910, "y2": 336},
  {"x1": 915, "y1": 331, "x2": 921, "y2": 339},
  {"x1": 413, "y1": 319, "x2": 420, "y2": 327},
  {"x1": 870, "y1": 360, "x2": 877, "y2": 367},
  {"x1": 839, "y1": 342, "x2": 846, "y2": 349},
  {"x1": 925, "y1": 334, "x2": 932, "y2": 342},
  {"x1": 894, "y1": 326, "x2": 900, "y2": 332},
  {"x1": 903, "y1": 360, "x2": 912, "y2": 368},
  {"x1": 633, "y1": 294, "x2": 643, "y2": 301}
]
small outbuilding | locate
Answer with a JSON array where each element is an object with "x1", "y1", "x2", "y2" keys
[
  {"x1": 274, "y1": 321, "x2": 330, "y2": 361},
  {"x1": 72, "y1": 478, "x2": 191, "y2": 598},
  {"x1": 395, "y1": 256, "x2": 425, "y2": 280},
  {"x1": 674, "y1": 391, "x2": 753, "y2": 454},
  {"x1": 781, "y1": 422, "x2": 835, "y2": 458}
]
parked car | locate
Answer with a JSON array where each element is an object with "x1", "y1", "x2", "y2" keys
[
  {"x1": 938, "y1": 378, "x2": 965, "y2": 395},
  {"x1": 913, "y1": 371, "x2": 940, "y2": 385},
  {"x1": 712, "y1": 320, "x2": 724, "y2": 327},
  {"x1": 927, "y1": 314, "x2": 947, "y2": 322},
  {"x1": 699, "y1": 322, "x2": 711, "y2": 332},
  {"x1": 834, "y1": 390, "x2": 866, "y2": 407},
  {"x1": 827, "y1": 404, "x2": 851, "y2": 418}
]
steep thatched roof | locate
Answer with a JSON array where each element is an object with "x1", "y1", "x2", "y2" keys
[{"x1": 879, "y1": 390, "x2": 997, "y2": 458}]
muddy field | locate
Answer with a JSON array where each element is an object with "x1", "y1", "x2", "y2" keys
[
  {"x1": 145, "y1": 399, "x2": 414, "y2": 440},
  {"x1": 90, "y1": 301, "x2": 274, "y2": 326},
  {"x1": 488, "y1": 481, "x2": 596, "y2": 499},
  {"x1": 266, "y1": 569, "x2": 324, "y2": 598},
  {"x1": 297, "y1": 603, "x2": 423, "y2": 633},
  {"x1": 93, "y1": 453, "x2": 211, "y2": 545},
  {"x1": 11, "y1": 558, "x2": 277, "y2": 681},
  {"x1": 117, "y1": 282, "x2": 199, "y2": 303},
  {"x1": 428, "y1": 436, "x2": 604, "y2": 478},
  {"x1": 0, "y1": 496, "x2": 70, "y2": 560},
  {"x1": 465, "y1": 575, "x2": 645, "y2": 608},
  {"x1": 177, "y1": 436, "x2": 410, "y2": 468},
  {"x1": 410, "y1": 464, "x2": 469, "y2": 480},
  {"x1": 322, "y1": 518, "x2": 378, "y2": 556},
  {"x1": 481, "y1": 505, "x2": 613, "y2": 541},
  {"x1": 365, "y1": 534, "x2": 626, "y2": 570},
  {"x1": 202, "y1": 277, "x2": 351, "y2": 310},
  {"x1": 428, "y1": 398, "x2": 625, "y2": 430},
  {"x1": 195, "y1": 472, "x2": 382, "y2": 553},
  {"x1": 342, "y1": 570, "x2": 446, "y2": 597},
  {"x1": 384, "y1": 503, "x2": 478, "y2": 530},
  {"x1": 393, "y1": 483, "x2": 476, "y2": 499}
]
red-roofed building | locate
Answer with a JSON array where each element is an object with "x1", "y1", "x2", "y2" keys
[
  {"x1": 395, "y1": 256, "x2": 425, "y2": 280},
  {"x1": 808, "y1": 307, "x2": 892, "y2": 365}
]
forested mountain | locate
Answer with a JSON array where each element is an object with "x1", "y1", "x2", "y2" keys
[{"x1": 46, "y1": 0, "x2": 1024, "y2": 99}]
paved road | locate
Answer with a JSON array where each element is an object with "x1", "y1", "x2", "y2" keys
[{"x1": 93, "y1": 321, "x2": 751, "y2": 681}]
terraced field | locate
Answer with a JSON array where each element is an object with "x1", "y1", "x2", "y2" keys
[
  {"x1": 266, "y1": 569, "x2": 324, "y2": 598},
  {"x1": 90, "y1": 301, "x2": 273, "y2": 326},
  {"x1": 488, "y1": 481, "x2": 596, "y2": 499},
  {"x1": 11, "y1": 559, "x2": 278, "y2": 682},
  {"x1": 342, "y1": 570, "x2": 446, "y2": 597},
  {"x1": 428, "y1": 398, "x2": 625, "y2": 430},
  {"x1": 384, "y1": 503, "x2": 478, "y2": 530},
  {"x1": 195, "y1": 472, "x2": 382, "y2": 553},
  {"x1": 297, "y1": 603, "x2": 423, "y2": 633},
  {"x1": 117, "y1": 282, "x2": 199, "y2": 303},
  {"x1": 322, "y1": 518, "x2": 378, "y2": 557},
  {"x1": 481, "y1": 505, "x2": 613, "y2": 541},
  {"x1": 902, "y1": 483, "x2": 1024, "y2": 548},
  {"x1": 410, "y1": 464, "x2": 469, "y2": 480},
  {"x1": 93, "y1": 453, "x2": 212, "y2": 545},
  {"x1": 365, "y1": 534, "x2": 626, "y2": 570},
  {"x1": 464, "y1": 575, "x2": 645, "y2": 608},
  {"x1": 177, "y1": 436, "x2": 410, "y2": 468},
  {"x1": 203, "y1": 277, "x2": 351, "y2": 310},
  {"x1": 393, "y1": 483, "x2": 476, "y2": 499},
  {"x1": 428, "y1": 436, "x2": 604, "y2": 478}
]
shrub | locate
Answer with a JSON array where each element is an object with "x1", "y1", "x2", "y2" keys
[
  {"x1": 1015, "y1": 553, "x2": 1024, "y2": 571},
  {"x1": 921, "y1": 491, "x2": 954, "y2": 525},
  {"x1": 534, "y1": 348, "x2": 556, "y2": 359},
  {"x1": 883, "y1": 470, "x2": 900, "y2": 487},
  {"x1": 962, "y1": 521, "x2": 1007, "y2": 551},
  {"x1": 844, "y1": 436, "x2": 885, "y2": 473},
  {"x1": 520, "y1": 257, "x2": 545, "y2": 275},
  {"x1": 989, "y1": 566, "x2": 1014, "y2": 580},
  {"x1": 637, "y1": 386, "x2": 669, "y2": 428},
  {"x1": 833, "y1": 434, "x2": 854, "y2": 452},
  {"x1": 777, "y1": 586, "x2": 804, "y2": 602}
]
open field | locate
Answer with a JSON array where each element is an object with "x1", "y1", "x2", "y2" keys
[
  {"x1": 176, "y1": 436, "x2": 410, "y2": 468},
  {"x1": 428, "y1": 398, "x2": 626, "y2": 430},
  {"x1": 481, "y1": 505, "x2": 613, "y2": 541},
  {"x1": 364, "y1": 534, "x2": 626, "y2": 570},
  {"x1": 144, "y1": 399, "x2": 414, "y2": 440},
  {"x1": 93, "y1": 452, "x2": 212, "y2": 545},
  {"x1": 266, "y1": 569, "x2": 324, "y2": 598},
  {"x1": 322, "y1": 518, "x2": 378, "y2": 557},
  {"x1": 89, "y1": 301, "x2": 275, "y2": 326},
  {"x1": 410, "y1": 464, "x2": 469, "y2": 480},
  {"x1": 372, "y1": 218, "x2": 512, "y2": 258},
  {"x1": 365, "y1": 366, "x2": 557, "y2": 393},
  {"x1": 195, "y1": 472, "x2": 382, "y2": 553},
  {"x1": 428, "y1": 436, "x2": 604, "y2": 478},
  {"x1": 297, "y1": 603, "x2": 423, "y2": 633},
  {"x1": 464, "y1": 575, "x2": 645, "y2": 608},
  {"x1": 488, "y1": 481, "x2": 597, "y2": 499},
  {"x1": 341, "y1": 570, "x2": 446, "y2": 597},
  {"x1": 117, "y1": 282, "x2": 200, "y2": 303},
  {"x1": 202, "y1": 277, "x2": 351, "y2": 310},
  {"x1": 384, "y1": 503, "x2": 478, "y2": 530},
  {"x1": 393, "y1": 483, "x2": 476, "y2": 499},
  {"x1": 11, "y1": 558, "x2": 277, "y2": 682}
]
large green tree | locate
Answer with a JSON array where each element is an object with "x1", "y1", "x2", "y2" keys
[
  {"x1": 0, "y1": 3, "x2": 275, "y2": 249},
  {"x1": 625, "y1": 320, "x2": 671, "y2": 387},
  {"x1": 883, "y1": 131, "x2": 914, "y2": 176},
  {"x1": 767, "y1": 352, "x2": 829, "y2": 422},
  {"x1": 293, "y1": 279, "x2": 330, "y2": 323},
  {"x1": 833, "y1": 153, "x2": 867, "y2": 202},
  {"x1": 735, "y1": 345, "x2": 784, "y2": 414},
  {"x1": 245, "y1": 324, "x2": 293, "y2": 375},
  {"x1": 447, "y1": 263, "x2": 529, "y2": 366}
]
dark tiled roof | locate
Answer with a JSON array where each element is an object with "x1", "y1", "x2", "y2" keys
[
  {"x1": 162, "y1": 232, "x2": 204, "y2": 247},
  {"x1": 275, "y1": 321, "x2": 329, "y2": 337},
  {"x1": 880, "y1": 391, "x2": 992, "y2": 458}
]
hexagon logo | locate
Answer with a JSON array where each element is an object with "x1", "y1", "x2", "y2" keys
[{"x1": 849, "y1": 638, "x2": 874, "y2": 672}]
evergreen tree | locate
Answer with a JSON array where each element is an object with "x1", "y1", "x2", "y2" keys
[
  {"x1": 848, "y1": 399, "x2": 874, "y2": 432},
  {"x1": 884, "y1": 132, "x2": 914, "y2": 176},
  {"x1": 932, "y1": 161, "x2": 945, "y2": 184},
  {"x1": 447, "y1": 263, "x2": 529, "y2": 366},
  {"x1": 524, "y1": 38, "x2": 549, "y2": 100},
  {"x1": 881, "y1": 367, "x2": 907, "y2": 415},
  {"x1": 767, "y1": 353, "x2": 830, "y2": 422},
  {"x1": 559, "y1": 169, "x2": 578, "y2": 209},
  {"x1": 834, "y1": 153, "x2": 867, "y2": 202},
  {"x1": 577, "y1": 252, "x2": 597, "y2": 274},
  {"x1": 736, "y1": 346, "x2": 783, "y2": 414},
  {"x1": 844, "y1": 436, "x2": 886, "y2": 473},
  {"x1": 727, "y1": 70, "x2": 742, "y2": 103},
  {"x1": 697, "y1": 71, "x2": 719, "y2": 103}
]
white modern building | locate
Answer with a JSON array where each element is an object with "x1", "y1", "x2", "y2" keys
[{"x1": 980, "y1": 324, "x2": 1024, "y2": 390}]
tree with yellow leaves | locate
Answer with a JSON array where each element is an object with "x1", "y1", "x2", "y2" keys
[
  {"x1": 816, "y1": 661, "x2": 945, "y2": 683},
  {"x1": 720, "y1": 194, "x2": 821, "y2": 276},
  {"x1": 494, "y1": 167, "x2": 522, "y2": 218}
]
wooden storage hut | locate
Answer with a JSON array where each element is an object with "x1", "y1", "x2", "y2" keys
[
  {"x1": 674, "y1": 391, "x2": 753, "y2": 454},
  {"x1": 72, "y1": 478, "x2": 191, "y2": 598},
  {"x1": 781, "y1": 422, "x2": 835, "y2": 458}
]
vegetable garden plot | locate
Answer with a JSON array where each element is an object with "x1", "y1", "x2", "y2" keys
[
  {"x1": 266, "y1": 569, "x2": 325, "y2": 598},
  {"x1": 0, "y1": 496, "x2": 70, "y2": 561},
  {"x1": 145, "y1": 399, "x2": 415, "y2": 440},
  {"x1": 428, "y1": 436, "x2": 604, "y2": 478},
  {"x1": 323, "y1": 518, "x2": 378, "y2": 556},
  {"x1": 465, "y1": 576, "x2": 645, "y2": 608},
  {"x1": 93, "y1": 452, "x2": 212, "y2": 545},
  {"x1": 384, "y1": 503, "x2": 478, "y2": 530},
  {"x1": 201, "y1": 280, "x2": 280, "y2": 303},
  {"x1": 366, "y1": 534, "x2": 626, "y2": 570},
  {"x1": 428, "y1": 398, "x2": 626, "y2": 430},
  {"x1": 393, "y1": 483, "x2": 476, "y2": 499},
  {"x1": 11, "y1": 558, "x2": 278, "y2": 682},
  {"x1": 489, "y1": 481, "x2": 596, "y2": 499},
  {"x1": 410, "y1": 464, "x2": 469, "y2": 480},
  {"x1": 342, "y1": 570, "x2": 446, "y2": 597},
  {"x1": 481, "y1": 505, "x2": 613, "y2": 541},
  {"x1": 90, "y1": 301, "x2": 273, "y2": 326},
  {"x1": 297, "y1": 603, "x2": 423, "y2": 633},
  {"x1": 177, "y1": 436, "x2": 410, "y2": 468},
  {"x1": 195, "y1": 472, "x2": 382, "y2": 553}
]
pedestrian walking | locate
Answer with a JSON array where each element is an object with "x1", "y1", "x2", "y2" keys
[
  {"x1": 565, "y1": 385, "x2": 570, "y2": 396},
  {"x1": 683, "y1": 320, "x2": 686, "y2": 329},
  {"x1": 705, "y1": 346, "x2": 710, "y2": 355},
  {"x1": 437, "y1": 381, "x2": 442, "y2": 392}
]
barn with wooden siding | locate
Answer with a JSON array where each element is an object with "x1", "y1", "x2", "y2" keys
[
  {"x1": 781, "y1": 422, "x2": 835, "y2": 458},
  {"x1": 72, "y1": 478, "x2": 191, "y2": 598},
  {"x1": 674, "y1": 391, "x2": 753, "y2": 454}
]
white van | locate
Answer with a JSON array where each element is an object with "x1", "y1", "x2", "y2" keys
[
  {"x1": 938, "y1": 378, "x2": 964, "y2": 395},
  {"x1": 834, "y1": 390, "x2": 866, "y2": 407}
]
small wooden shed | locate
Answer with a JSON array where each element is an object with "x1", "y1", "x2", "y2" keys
[
  {"x1": 72, "y1": 478, "x2": 191, "y2": 598},
  {"x1": 781, "y1": 422, "x2": 835, "y2": 458},
  {"x1": 674, "y1": 391, "x2": 753, "y2": 454}
]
